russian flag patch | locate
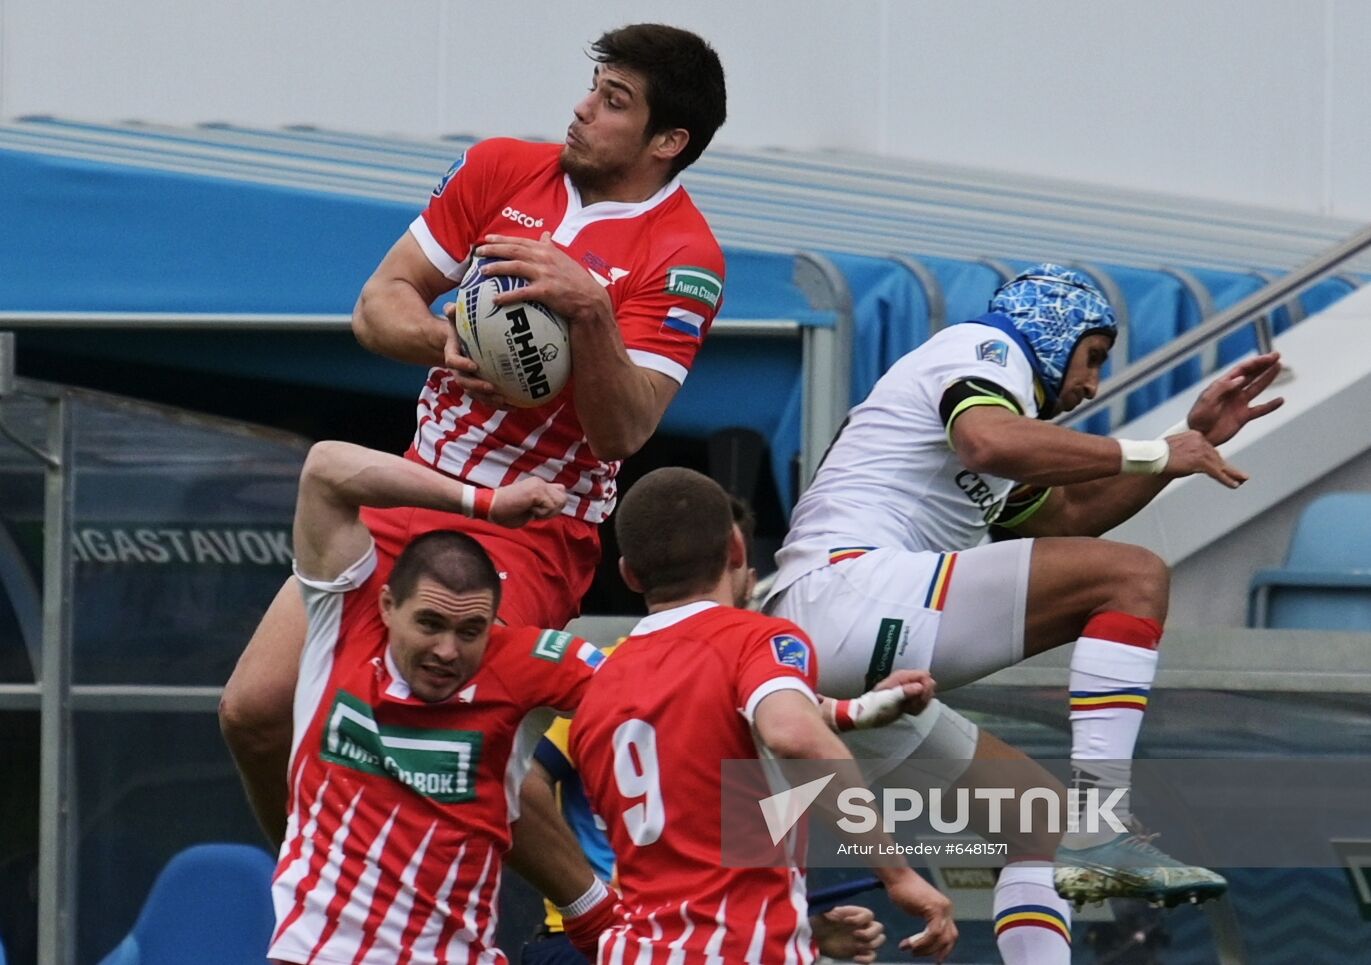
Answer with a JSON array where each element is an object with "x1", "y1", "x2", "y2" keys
[
  {"x1": 661, "y1": 306, "x2": 706, "y2": 339},
  {"x1": 576, "y1": 641, "x2": 607, "y2": 670}
]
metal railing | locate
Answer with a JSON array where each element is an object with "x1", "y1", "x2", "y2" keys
[
  {"x1": 0, "y1": 360, "x2": 77, "y2": 965},
  {"x1": 0, "y1": 292, "x2": 851, "y2": 485},
  {"x1": 1061, "y1": 223, "x2": 1371, "y2": 428}
]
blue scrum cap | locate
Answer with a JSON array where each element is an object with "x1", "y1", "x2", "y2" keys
[{"x1": 988, "y1": 263, "x2": 1117, "y2": 399}]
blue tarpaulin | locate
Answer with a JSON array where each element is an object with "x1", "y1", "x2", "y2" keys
[{"x1": 1, "y1": 121, "x2": 1361, "y2": 510}]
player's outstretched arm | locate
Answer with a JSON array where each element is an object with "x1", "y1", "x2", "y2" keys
[
  {"x1": 818, "y1": 669, "x2": 936, "y2": 732},
  {"x1": 293, "y1": 442, "x2": 566, "y2": 580},
  {"x1": 810, "y1": 905, "x2": 886, "y2": 964},
  {"x1": 1005, "y1": 352, "x2": 1284, "y2": 537},
  {"x1": 1008, "y1": 428, "x2": 1245, "y2": 538},
  {"x1": 755, "y1": 690, "x2": 958, "y2": 962},
  {"x1": 352, "y1": 232, "x2": 458, "y2": 367},
  {"x1": 475, "y1": 233, "x2": 680, "y2": 461},
  {"x1": 954, "y1": 406, "x2": 1143, "y2": 487}
]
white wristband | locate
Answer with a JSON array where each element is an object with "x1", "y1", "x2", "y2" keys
[
  {"x1": 1160, "y1": 419, "x2": 1190, "y2": 438},
  {"x1": 457, "y1": 482, "x2": 475, "y2": 516},
  {"x1": 1118, "y1": 438, "x2": 1170, "y2": 475},
  {"x1": 558, "y1": 877, "x2": 611, "y2": 918}
]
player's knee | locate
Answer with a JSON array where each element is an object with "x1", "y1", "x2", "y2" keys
[
  {"x1": 1100, "y1": 544, "x2": 1169, "y2": 621},
  {"x1": 1126, "y1": 546, "x2": 1170, "y2": 617}
]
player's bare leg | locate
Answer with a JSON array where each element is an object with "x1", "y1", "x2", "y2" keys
[
  {"x1": 219, "y1": 577, "x2": 305, "y2": 847},
  {"x1": 1019, "y1": 538, "x2": 1226, "y2": 908}
]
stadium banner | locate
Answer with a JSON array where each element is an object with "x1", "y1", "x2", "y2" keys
[{"x1": 719, "y1": 757, "x2": 1371, "y2": 869}]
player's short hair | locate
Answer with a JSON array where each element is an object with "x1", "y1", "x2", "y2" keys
[
  {"x1": 617, "y1": 467, "x2": 733, "y2": 604},
  {"x1": 388, "y1": 531, "x2": 502, "y2": 608},
  {"x1": 592, "y1": 24, "x2": 727, "y2": 176}
]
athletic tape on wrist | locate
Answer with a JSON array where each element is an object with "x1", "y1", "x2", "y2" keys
[
  {"x1": 1160, "y1": 419, "x2": 1190, "y2": 439},
  {"x1": 457, "y1": 483, "x2": 475, "y2": 517},
  {"x1": 833, "y1": 688, "x2": 906, "y2": 731},
  {"x1": 558, "y1": 877, "x2": 611, "y2": 919},
  {"x1": 1118, "y1": 438, "x2": 1169, "y2": 475}
]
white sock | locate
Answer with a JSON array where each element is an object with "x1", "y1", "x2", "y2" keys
[
  {"x1": 994, "y1": 863, "x2": 1071, "y2": 964},
  {"x1": 1067, "y1": 613, "x2": 1161, "y2": 846}
]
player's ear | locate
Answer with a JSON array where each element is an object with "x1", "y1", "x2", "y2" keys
[
  {"x1": 652, "y1": 127, "x2": 688, "y2": 165},
  {"x1": 727, "y1": 525, "x2": 746, "y2": 570},
  {"x1": 378, "y1": 585, "x2": 396, "y2": 626},
  {"x1": 618, "y1": 556, "x2": 645, "y2": 594}
]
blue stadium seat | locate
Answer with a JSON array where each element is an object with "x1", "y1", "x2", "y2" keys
[
  {"x1": 95, "y1": 843, "x2": 276, "y2": 965},
  {"x1": 1248, "y1": 493, "x2": 1371, "y2": 629}
]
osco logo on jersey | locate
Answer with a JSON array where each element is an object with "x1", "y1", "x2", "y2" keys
[{"x1": 502, "y1": 206, "x2": 544, "y2": 229}]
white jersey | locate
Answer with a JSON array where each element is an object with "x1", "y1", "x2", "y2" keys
[{"x1": 771, "y1": 322, "x2": 1041, "y2": 594}]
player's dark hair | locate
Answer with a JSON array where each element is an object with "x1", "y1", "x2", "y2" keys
[
  {"x1": 617, "y1": 467, "x2": 733, "y2": 605},
  {"x1": 388, "y1": 531, "x2": 502, "y2": 608},
  {"x1": 592, "y1": 24, "x2": 727, "y2": 176}
]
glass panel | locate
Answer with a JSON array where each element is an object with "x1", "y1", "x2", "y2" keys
[
  {"x1": 67, "y1": 391, "x2": 307, "y2": 685},
  {"x1": 0, "y1": 394, "x2": 48, "y2": 686},
  {"x1": 73, "y1": 711, "x2": 266, "y2": 964},
  {"x1": 0, "y1": 710, "x2": 39, "y2": 963}
]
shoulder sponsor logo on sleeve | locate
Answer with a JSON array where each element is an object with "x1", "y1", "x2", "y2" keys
[
  {"x1": 664, "y1": 265, "x2": 723, "y2": 309},
  {"x1": 432, "y1": 153, "x2": 467, "y2": 197},
  {"x1": 533, "y1": 629, "x2": 576, "y2": 662},
  {"x1": 977, "y1": 340, "x2": 1009, "y2": 367},
  {"x1": 660, "y1": 305, "x2": 706, "y2": 339},
  {"x1": 770, "y1": 633, "x2": 811, "y2": 675}
]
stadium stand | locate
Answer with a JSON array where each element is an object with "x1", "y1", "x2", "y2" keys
[
  {"x1": 1248, "y1": 492, "x2": 1371, "y2": 629},
  {"x1": 5, "y1": 117, "x2": 1371, "y2": 963},
  {"x1": 94, "y1": 843, "x2": 276, "y2": 965},
  {"x1": 0, "y1": 117, "x2": 1365, "y2": 508}
]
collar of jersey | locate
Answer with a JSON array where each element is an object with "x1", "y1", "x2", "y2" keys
[
  {"x1": 380, "y1": 646, "x2": 414, "y2": 701},
  {"x1": 959, "y1": 312, "x2": 1056, "y2": 417},
  {"x1": 553, "y1": 174, "x2": 682, "y2": 246},
  {"x1": 630, "y1": 599, "x2": 719, "y2": 636}
]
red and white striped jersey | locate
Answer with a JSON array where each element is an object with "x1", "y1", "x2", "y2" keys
[
  {"x1": 569, "y1": 602, "x2": 822, "y2": 964},
  {"x1": 269, "y1": 544, "x2": 602, "y2": 965},
  {"x1": 409, "y1": 138, "x2": 725, "y2": 523}
]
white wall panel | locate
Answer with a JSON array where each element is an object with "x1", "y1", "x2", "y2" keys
[
  {"x1": 2, "y1": 0, "x2": 1368, "y2": 217},
  {"x1": 882, "y1": 1, "x2": 1329, "y2": 212},
  {"x1": 1327, "y1": 0, "x2": 1371, "y2": 219},
  {"x1": 1, "y1": 0, "x2": 447, "y2": 133}
]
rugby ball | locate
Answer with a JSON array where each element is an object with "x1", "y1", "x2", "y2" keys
[{"x1": 452, "y1": 258, "x2": 570, "y2": 407}]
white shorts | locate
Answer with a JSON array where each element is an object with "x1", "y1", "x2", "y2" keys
[
  {"x1": 765, "y1": 539, "x2": 1033, "y2": 767},
  {"x1": 766, "y1": 539, "x2": 1033, "y2": 696}
]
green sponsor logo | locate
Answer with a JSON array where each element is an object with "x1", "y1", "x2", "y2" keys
[
  {"x1": 664, "y1": 265, "x2": 723, "y2": 309},
  {"x1": 320, "y1": 691, "x2": 482, "y2": 803},
  {"x1": 864, "y1": 618, "x2": 903, "y2": 690},
  {"x1": 533, "y1": 629, "x2": 575, "y2": 663}
]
